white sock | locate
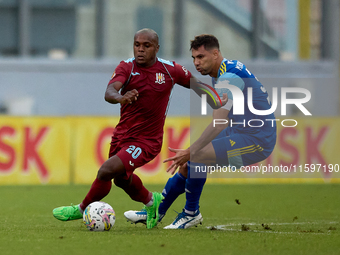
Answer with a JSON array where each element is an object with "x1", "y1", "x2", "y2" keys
[
  {"x1": 145, "y1": 197, "x2": 154, "y2": 207},
  {"x1": 184, "y1": 209, "x2": 196, "y2": 215},
  {"x1": 78, "y1": 204, "x2": 84, "y2": 214}
]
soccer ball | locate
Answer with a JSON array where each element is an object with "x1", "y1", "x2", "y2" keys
[{"x1": 83, "y1": 201, "x2": 116, "y2": 231}]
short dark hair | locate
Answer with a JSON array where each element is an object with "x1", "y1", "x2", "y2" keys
[
  {"x1": 135, "y1": 28, "x2": 159, "y2": 45},
  {"x1": 190, "y1": 34, "x2": 220, "y2": 51}
]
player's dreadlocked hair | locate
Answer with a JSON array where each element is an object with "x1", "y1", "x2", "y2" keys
[{"x1": 190, "y1": 34, "x2": 220, "y2": 51}]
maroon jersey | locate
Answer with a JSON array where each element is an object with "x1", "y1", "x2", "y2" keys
[{"x1": 108, "y1": 57, "x2": 192, "y2": 152}]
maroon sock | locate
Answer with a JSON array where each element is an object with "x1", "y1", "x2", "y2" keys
[
  {"x1": 80, "y1": 178, "x2": 112, "y2": 211},
  {"x1": 118, "y1": 174, "x2": 152, "y2": 205}
]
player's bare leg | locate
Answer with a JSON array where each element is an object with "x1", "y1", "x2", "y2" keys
[
  {"x1": 124, "y1": 163, "x2": 189, "y2": 225},
  {"x1": 96, "y1": 155, "x2": 126, "y2": 181},
  {"x1": 124, "y1": 143, "x2": 216, "y2": 226},
  {"x1": 53, "y1": 155, "x2": 125, "y2": 221}
]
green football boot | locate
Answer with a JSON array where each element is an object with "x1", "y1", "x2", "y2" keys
[
  {"x1": 144, "y1": 192, "x2": 164, "y2": 229},
  {"x1": 53, "y1": 204, "x2": 83, "y2": 221}
]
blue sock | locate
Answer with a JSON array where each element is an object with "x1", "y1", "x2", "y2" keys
[
  {"x1": 158, "y1": 172, "x2": 186, "y2": 215},
  {"x1": 185, "y1": 161, "x2": 207, "y2": 212}
]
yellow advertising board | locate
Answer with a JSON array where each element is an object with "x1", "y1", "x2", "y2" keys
[
  {"x1": 0, "y1": 116, "x2": 339, "y2": 185},
  {"x1": 72, "y1": 117, "x2": 340, "y2": 184},
  {"x1": 208, "y1": 117, "x2": 340, "y2": 183},
  {"x1": 263, "y1": 117, "x2": 340, "y2": 181},
  {"x1": 72, "y1": 117, "x2": 120, "y2": 184},
  {"x1": 0, "y1": 117, "x2": 71, "y2": 184}
]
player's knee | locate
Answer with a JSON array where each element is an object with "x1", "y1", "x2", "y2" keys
[
  {"x1": 113, "y1": 176, "x2": 131, "y2": 188},
  {"x1": 97, "y1": 157, "x2": 126, "y2": 181},
  {"x1": 97, "y1": 168, "x2": 113, "y2": 181},
  {"x1": 97, "y1": 162, "x2": 117, "y2": 181}
]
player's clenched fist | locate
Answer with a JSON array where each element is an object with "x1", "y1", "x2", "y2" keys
[{"x1": 120, "y1": 89, "x2": 139, "y2": 104}]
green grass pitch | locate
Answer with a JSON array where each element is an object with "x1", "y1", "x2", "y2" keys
[{"x1": 1, "y1": 183, "x2": 339, "y2": 255}]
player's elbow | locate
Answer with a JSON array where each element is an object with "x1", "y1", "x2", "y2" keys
[
  {"x1": 104, "y1": 92, "x2": 118, "y2": 104},
  {"x1": 104, "y1": 92, "x2": 110, "y2": 102}
]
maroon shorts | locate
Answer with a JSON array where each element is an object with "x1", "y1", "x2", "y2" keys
[{"x1": 109, "y1": 140, "x2": 160, "y2": 180}]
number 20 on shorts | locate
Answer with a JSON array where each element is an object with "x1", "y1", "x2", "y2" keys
[{"x1": 126, "y1": 145, "x2": 142, "y2": 159}]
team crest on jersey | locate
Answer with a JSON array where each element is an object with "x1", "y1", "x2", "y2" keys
[{"x1": 155, "y1": 73, "x2": 165, "y2": 84}]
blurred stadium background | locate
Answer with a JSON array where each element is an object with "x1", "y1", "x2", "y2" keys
[{"x1": 0, "y1": 0, "x2": 339, "y2": 185}]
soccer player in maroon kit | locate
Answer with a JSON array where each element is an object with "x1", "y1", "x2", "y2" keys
[{"x1": 52, "y1": 28, "x2": 195, "y2": 229}]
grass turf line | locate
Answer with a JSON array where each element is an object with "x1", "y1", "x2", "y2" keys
[{"x1": 0, "y1": 184, "x2": 339, "y2": 255}]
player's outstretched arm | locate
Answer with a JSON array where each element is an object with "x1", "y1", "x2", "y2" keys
[
  {"x1": 105, "y1": 81, "x2": 139, "y2": 104},
  {"x1": 164, "y1": 101, "x2": 229, "y2": 174},
  {"x1": 190, "y1": 106, "x2": 229, "y2": 157}
]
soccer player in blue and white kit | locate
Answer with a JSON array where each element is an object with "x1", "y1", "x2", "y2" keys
[{"x1": 124, "y1": 34, "x2": 277, "y2": 229}]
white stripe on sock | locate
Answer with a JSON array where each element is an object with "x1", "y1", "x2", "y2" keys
[
  {"x1": 184, "y1": 209, "x2": 196, "y2": 215},
  {"x1": 78, "y1": 204, "x2": 84, "y2": 214}
]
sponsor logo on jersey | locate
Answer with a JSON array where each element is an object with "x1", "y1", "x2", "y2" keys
[
  {"x1": 131, "y1": 72, "x2": 140, "y2": 76},
  {"x1": 229, "y1": 139, "x2": 236, "y2": 146},
  {"x1": 155, "y1": 73, "x2": 165, "y2": 84},
  {"x1": 129, "y1": 161, "x2": 134, "y2": 166}
]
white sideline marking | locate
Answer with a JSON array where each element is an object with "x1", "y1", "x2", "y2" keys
[{"x1": 206, "y1": 221, "x2": 338, "y2": 235}]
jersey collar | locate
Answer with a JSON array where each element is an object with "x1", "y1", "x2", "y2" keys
[{"x1": 217, "y1": 58, "x2": 228, "y2": 78}]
